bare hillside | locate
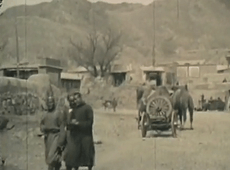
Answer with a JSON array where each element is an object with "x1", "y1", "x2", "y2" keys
[{"x1": 1, "y1": 0, "x2": 230, "y2": 66}]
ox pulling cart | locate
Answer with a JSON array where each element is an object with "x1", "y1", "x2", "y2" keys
[{"x1": 139, "y1": 88, "x2": 177, "y2": 138}]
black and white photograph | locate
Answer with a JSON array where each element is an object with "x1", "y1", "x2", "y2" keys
[{"x1": 0, "y1": 0, "x2": 230, "y2": 169}]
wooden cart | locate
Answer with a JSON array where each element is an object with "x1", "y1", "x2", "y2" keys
[{"x1": 140, "y1": 94, "x2": 177, "y2": 138}]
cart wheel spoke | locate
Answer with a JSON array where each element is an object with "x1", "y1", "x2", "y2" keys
[
  {"x1": 161, "y1": 98, "x2": 165, "y2": 107},
  {"x1": 150, "y1": 102, "x2": 156, "y2": 108},
  {"x1": 161, "y1": 111, "x2": 166, "y2": 117},
  {"x1": 159, "y1": 98, "x2": 163, "y2": 108}
]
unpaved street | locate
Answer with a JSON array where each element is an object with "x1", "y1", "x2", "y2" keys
[{"x1": 1, "y1": 110, "x2": 230, "y2": 170}]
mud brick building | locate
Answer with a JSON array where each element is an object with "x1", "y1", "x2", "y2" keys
[{"x1": 0, "y1": 57, "x2": 63, "y2": 87}]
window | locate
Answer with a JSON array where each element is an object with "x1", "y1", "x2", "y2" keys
[
  {"x1": 177, "y1": 67, "x2": 188, "y2": 77},
  {"x1": 189, "y1": 66, "x2": 200, "y2": 77}
]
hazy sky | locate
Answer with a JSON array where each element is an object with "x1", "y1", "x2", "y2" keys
[{"x1": 1, "y1": 0, "x2": 152, "y2": 12}]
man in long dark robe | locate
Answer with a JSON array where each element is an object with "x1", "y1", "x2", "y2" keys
[{"x1": 63, "y1": 91, "x2": 95, "y2": 170}]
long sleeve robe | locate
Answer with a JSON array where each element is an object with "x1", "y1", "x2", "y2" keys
[{"x1": 63, "y1": 102, "x2": 95, "y2": 167}]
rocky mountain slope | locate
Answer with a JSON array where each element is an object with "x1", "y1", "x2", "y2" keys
[{"x1": 1, "y1": 0, "x2": 230, "y2": 67}]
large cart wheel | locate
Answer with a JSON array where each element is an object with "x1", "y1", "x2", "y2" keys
[
  {"x1": 171, "y1": 110, "x2": 177, "y2": 138},
  {"x1": 146, "y1": 96, "x2": 172, "y2": 119},
  {"x1": 140, "y1": 113, "x2": 149, "y2": 138}
]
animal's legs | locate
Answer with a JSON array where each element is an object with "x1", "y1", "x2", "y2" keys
[
  {"x1": 178, "y1": 110, "x2": 183, "y2": 130},
  {"x1": 113, "y1": 106, "x2": 116, "y2": 112},
  {"x1": 174, "y1": 110, "x2": 178, "y2": 125},
  {"x1": 189, "y1": 109, "x2": 194, "y2": 129},
  {"x1": 183, "y1": 108, "x2": 187, "y2": 127},
  {"x1": 137, "y1": 110, "x2": 141, "y2": 129}
]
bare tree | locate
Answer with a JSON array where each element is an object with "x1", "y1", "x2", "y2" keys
[
  {"x1": 70, "y1": 32, "x2": 99, "y2": 77},
  {"x1": 97, "y1": 29, "x2": 123, "y2": 77},
  {"x1": 69, "y1": 28, "x2": 122, "y2": 77}
]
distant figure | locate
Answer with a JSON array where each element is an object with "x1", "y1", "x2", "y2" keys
[
  {"x1": 209, "y1": 97, "x2": 213, "y2": 103},
  {"x1": 85, "y1": 88, "x2": 90, "y2": 95},
  {"x1": 102, "y1": 98, "x2": 118, "y2": 112},
  {"x1": 201, "y1": 94, "x2": 204, "y2": 101},
  {"x1": 130, "y1": 76, "x2": 133, "y2": 82},
  {"x1": 223, "y1": 78, "x2": 227, "y2": 83},
  {"x1": 225, "y1": 90, "x2": 230, "y2": 111}
]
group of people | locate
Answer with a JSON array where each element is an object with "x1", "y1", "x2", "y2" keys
[
  {"x1": 196, "y1": 94, "x2": 226, "y2": 111},
  {"x1": 0, "y1": 91, "x2": 39, "y2": 115},
  {"x1": 40, "y1": 90, "x2": 95, "y2": 170}
]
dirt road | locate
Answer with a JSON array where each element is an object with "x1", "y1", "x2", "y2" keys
[{"x1": 1, "y1": 110, "x2": 230, "y2": 170}]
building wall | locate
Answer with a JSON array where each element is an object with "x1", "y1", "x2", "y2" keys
[
  {"x1": 46, "y1": 67, "x2": 62, "y2": 87},
  {"x1": 142, "y1": 71, "x2": 164, "y2": 85},
  {"x1": 200, "y1": 65, "x2": 217, "y2": 75},
  {"x1": 175, "y1": 65, "x2": 217, "y2": 85},
  {"x1": 203, "y1": 73, "x2": 230, "y2": 83},
  {"x1": 61, "y1": 79, "x2": 81, "y2": 91},
  {"x1": 0, "y1": 70, "x2": 4, "y2": 76},
  {"x1": 38, "y1": 68, "x2": 47, "y2": 74},
  {"x1": 3, "y1": 69, "x2": 38, "y2": 79},
  {"x1": 165, "y1": 72, "x2": 177, "y2": 85},
  {"x1": 221, "y1": 68, "x2": 230, "y2": 73}
]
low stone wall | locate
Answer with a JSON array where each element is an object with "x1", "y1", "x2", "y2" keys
[{"x1": 0, "y1": 74, "x2": 61, "y2": 115}]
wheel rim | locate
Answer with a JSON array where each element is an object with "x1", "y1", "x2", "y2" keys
[{"x1": 146, "y1": 96, "x2": 172, "y2": 119}]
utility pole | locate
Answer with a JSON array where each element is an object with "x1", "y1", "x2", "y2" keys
[
  {"x1": 177, "y1": 0, "x2": 180, "y2": 20},
  {"x1": 176, "y1": 0, "x2": 181, "y2": 86},
  {"x1": 15, "y1": 17, "x2": 20, "y2": 78},
  {"x1": 152, "y1": 0, "x2": 156, "y2": 66}
]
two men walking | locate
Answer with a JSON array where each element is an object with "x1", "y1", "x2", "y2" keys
[{"x1": 40, "y1": 91, "x2": 95, "y2": 170}]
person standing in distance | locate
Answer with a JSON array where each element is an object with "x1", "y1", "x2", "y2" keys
[{"x1": 63, "y1": 91, "x2": 95, "y2": 170}]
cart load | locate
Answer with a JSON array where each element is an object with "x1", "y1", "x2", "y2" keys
[{"x1": 139, "y1": 86, "x2": 177, "y2": 138}]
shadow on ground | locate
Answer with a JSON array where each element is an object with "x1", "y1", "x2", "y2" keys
[
  {"x1": 146, "y1": 131, "x2": 175, "y2": 138},
  {"x1": 0, "y1": 165, "x2": 22, "y2": 170}
]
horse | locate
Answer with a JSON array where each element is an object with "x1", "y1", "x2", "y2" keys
[
  {"x1": 102, "y1": 98, "x2": 118, "y2": 112},
  {"x1": 171, "y1": 85, "x2": 194, "y2": 130}
]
